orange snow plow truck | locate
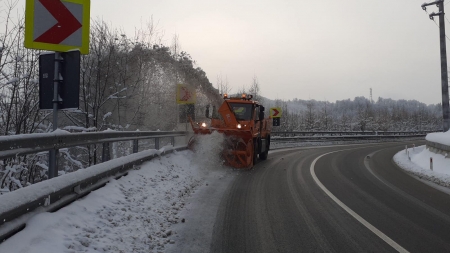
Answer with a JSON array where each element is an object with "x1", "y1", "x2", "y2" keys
[{"x1": 189, "y1": 94, "x2": 273, "y2": 169}]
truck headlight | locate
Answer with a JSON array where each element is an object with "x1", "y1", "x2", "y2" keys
[
  {"x1": 237, "y1": 124, "x2": 242, "y2": 129},
  {"x1": 201, "y1": 122, "x2": 207, "y2": 128}
]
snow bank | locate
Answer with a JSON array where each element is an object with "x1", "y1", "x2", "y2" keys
[
  {"x1": 426, "y1": 130, "x2": 450, "y2": 146},
  {"x1": 0, "y1": 128, "x2": 70, "y2": 142},
  {"x1": 0, "y1": 151, "x2": 205, "y2": 252},
  {"x1": 394, "y1": 145, "x2": 450, "y2": 188}
]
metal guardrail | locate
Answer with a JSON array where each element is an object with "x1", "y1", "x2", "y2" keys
[
  {"x1": 0, "y1": 130, "x2": 189, "y2": 242},
  {"x1": 0, "y1": 130, "x2": 431, "y2": 160},
  {"x1": 271, "y1": 131, "x2": 436, "y2": 137},
  {"x1": 426, "y1": 140, "x2": 450, "y2": 153},
  {"x1": 0, "y1": 130, "x2": 187, "y2": 160},
  {"x1": 271, "y1": 134, "x2": 427, "y2": 142}
]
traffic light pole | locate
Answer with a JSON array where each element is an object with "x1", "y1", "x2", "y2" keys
[{"x1": 422, "y1": 0, "x2": 450, "y2": 132}]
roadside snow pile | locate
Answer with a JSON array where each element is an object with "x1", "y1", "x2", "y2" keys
[
  {"x1": 426, "y1": 130, "x2": 450, "y2": 145},
  {"x1": 0, "y1": 149, "x2": 226, "y2": 253},
  {"x1": 394, "y1": 145, "x2": 450, "y2": 188}
]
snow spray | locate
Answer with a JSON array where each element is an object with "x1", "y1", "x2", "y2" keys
[{"x1": 190, "y1": 131, "x2": 226, "y2": 172}]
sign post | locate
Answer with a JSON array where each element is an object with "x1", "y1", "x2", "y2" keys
[
  {"x1": 25, "y1": 0, "x2": 90, "y2": 178},
  {"x1": 47, "y1": 52, "x2": 62, "y2": 178}
]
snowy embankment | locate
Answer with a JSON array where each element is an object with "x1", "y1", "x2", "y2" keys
[
  {"x1": 0, "y1": 132, "x2": 232, "y2": 253},
  {"x1": 394, "y1": 131, "x2": 450, "y2": 189}
]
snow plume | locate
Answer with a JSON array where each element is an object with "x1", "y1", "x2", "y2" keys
[{"x1": 190, "y1": 131, "x2": 227, "y2": 172}]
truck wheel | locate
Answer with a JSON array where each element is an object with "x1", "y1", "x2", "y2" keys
[
  {"x1": 259, "y1": 136, "x2": 269, "y2": 160},
  {"x1": 253, "y1": 139, "x2": 258, "y2": 165}
]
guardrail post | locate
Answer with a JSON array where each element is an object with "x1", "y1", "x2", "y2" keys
[
  {"x1": 155, "y1": 138, "x2": 160, "y2": 150},
  {"x1": 133, "y1": 140, "x2": 138, "y2": 153},
  {"x1": 430, "y1": 157, "x2": 433, "y2": 171},
  {"x1": 48, "y1": 149, "x2": 58, "y2": 179},
  {"x1": 171, "y1": 137, "x2": 175, "y2": 146},
  {"x1": 102, "y1": 142, "x2": 110, "y2": 162}
]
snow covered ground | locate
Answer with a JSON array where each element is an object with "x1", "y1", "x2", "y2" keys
[
  {"x1": 394, "y1": 145, "x2": 450, "y2": 190},
  {"x1": 0, "y1": 133, "x2": 234, "y2": 253}
]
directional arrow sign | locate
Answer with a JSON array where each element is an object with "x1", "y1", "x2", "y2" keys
[
  {"x1": 176, "y1": 84, "x2": 197, "y2": 104},
  {"x1": 25, "y1": 0, "x2": 90, "y2": 54},
  {"x1": 270, "y1": 107, "x2": 282, "y2": 118}
]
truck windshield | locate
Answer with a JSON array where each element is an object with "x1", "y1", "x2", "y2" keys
[{"x1": 229, "y1": 103, "x2": 253, "y2": 121}]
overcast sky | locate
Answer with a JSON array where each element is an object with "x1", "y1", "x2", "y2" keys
[{"x1": 90, "y1": 0, "x2": 449, "y2": 105}]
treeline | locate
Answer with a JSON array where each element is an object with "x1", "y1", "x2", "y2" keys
[
  {"x1": 0, "y1": 20, "x2": 219, "y2": 136},
  {"x1": 266, "y1": 96, "x2": 442, "y2": 132},
  {"x1": 0, "y1": 1, "x2": 220, "y2": 192}
]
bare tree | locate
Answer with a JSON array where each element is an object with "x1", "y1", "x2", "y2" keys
[
  {"x1": 217, "y1": 74, "x2": 231, "y2": 95},
  {"x1": 248, "y1": 75, "x2": 260, "y2": 101}
]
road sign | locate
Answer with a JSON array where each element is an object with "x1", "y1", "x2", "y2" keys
[
  {"x1": 270, "y1": 107, "x2": 282, "y2": 118},
  {"x1": 25, "y1": 0, "x2": 91, "y2": 54},
  {"x1": 39, "y1": 51, "x2": 80, "y2": 110},
  {"x1": 273, "y1": 118, "x2": 280, "y2": 126},
  {"x1": 179, "y1": 104, "x2": 195, "y2": 123},
  {"x1": 176, "y1": 84, "x2": 196, "y2": 104}
]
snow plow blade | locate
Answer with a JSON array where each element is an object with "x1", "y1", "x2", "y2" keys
[{"x1": 189, "y1": 128, "x2": 254, "y2": 169}]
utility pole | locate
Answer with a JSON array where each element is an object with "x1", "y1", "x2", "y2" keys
[{"x1": 422, "y1": 0, "x2": 450, "y2": 132}]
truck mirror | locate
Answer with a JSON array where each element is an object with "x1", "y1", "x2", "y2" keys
[
  {"x1": 259, "y1": 110, "x2": 264, "y2": 121},
  {"x1": 205, "y1": 105, "x2": 210, "y2": 118},
  {"x1": 212, "y1": 105, "x2": 218, "y2": 118}
]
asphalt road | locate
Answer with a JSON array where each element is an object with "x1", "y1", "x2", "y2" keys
[{"x1": 210, "y1": 141, "x2": 450, "y2": 253}]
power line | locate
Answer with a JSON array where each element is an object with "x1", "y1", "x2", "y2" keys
[
  {"x1": 443, "y1": 1, "x2": 450, "y2": 25},
  {"x1": 425, "y1": 9, "x2": 439, "y2": 26},
  {"x1": 442, "y1": 0, "x2": 450, "y2": 40},
  {"x1": 425, "y1": 9, "x2": 450, "y2": 41}
]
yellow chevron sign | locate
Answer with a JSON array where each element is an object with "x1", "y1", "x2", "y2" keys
[{"x1": 270, "y1": 107, "x2": 282, "y2": 118}]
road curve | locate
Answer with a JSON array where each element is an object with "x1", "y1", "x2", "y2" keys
[{"x1": 209, "y1": 141, "x2": 450, "y2": 253}]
